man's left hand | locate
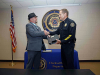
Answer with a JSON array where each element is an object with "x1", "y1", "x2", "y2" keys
[{"x1": 56, "y1": 39, "x2": 61, "y2": 44}]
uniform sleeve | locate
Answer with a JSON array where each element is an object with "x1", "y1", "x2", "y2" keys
[
  {"x1": 26, "y1": 24, "x2": 45, "y2": 37},
  {"x1": 61, "y1": 22, "x2": 76, "y2": 44},
  {"x1": 50, "y1": 26, "x2": 60, "y2": 35}
]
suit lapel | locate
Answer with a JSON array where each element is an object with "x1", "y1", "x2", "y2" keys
[
  {"x1": 30, "y1": 22, "x2": 40, "y2": 31},
  {"x1": 37, "y1": 26, "x2": 41, "y2": 31}
]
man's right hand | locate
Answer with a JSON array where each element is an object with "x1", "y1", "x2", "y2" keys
[
  {"x1": 44, "y1": 30, "x2": 50, "y2": 35},
  {"x1": 47, "y1": 35, "x2": 50, "y2": 37}
]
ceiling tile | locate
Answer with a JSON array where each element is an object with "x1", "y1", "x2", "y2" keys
[
  {"x1": 2, "y1": 0, "x2": 16, "y2": 2},
  {"x1": 0, "y1": 0, "x2": 100, "y2": 8},
  {"x1": 74, "y1": 0, "x2": 89, "y2": 4},
  {"x1": 61, "y1": 0, "x2": 74, "y2": 4},
  {"x1": 5, "y1": 2, "x2": 22, "y2": 8},
  {"x1": 0, "y1": 2, "x2": 10, "y2": 8},
  {"x1": 17, "y1": 0, "x2": 32, "y2": 1},
  {"x1": 87, "y1": 0, "x2": 100, "y2": 3},
  {"x1": 32, "y1": 0, "x2": 47, "y2": 6},
  {"x1": 18, "y1": 1, "x2": 34, "y2": 7},
  {"x1": 47, "y1": 0, "x2": 60, "y2": 5},
  {"x1": 0, "y1": 0, "x2": 3, "y2": 3}
]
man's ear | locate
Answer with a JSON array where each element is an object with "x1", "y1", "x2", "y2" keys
[
  {"x1": 64, "y1": 13, "x2": 67, "y2": 16},
  {"x1": 30, "y1": 18, "x2": 32, "y2": 21}
]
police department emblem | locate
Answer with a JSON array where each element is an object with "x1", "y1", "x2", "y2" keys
[
  {"x1": 42, "y1": 10, "x2": 61, "y2": 32},
  {"x1": 70, "y1": 23, "x2": 75, "y2": 27},
  {"x1": 40, "y1": 57, "x2": 47, "y2": 69}
]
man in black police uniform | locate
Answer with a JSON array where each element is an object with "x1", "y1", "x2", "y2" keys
[{"x1": 48, "y1": 9, "x2": 76, "y2": 69}]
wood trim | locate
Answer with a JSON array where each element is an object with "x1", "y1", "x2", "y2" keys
[
  {"x1": 79, "y1": 60, "x2": 100, "y2": 62},
  {"x1": 0, "y1": 60, "x2": 100, "y2": 62},
  {"x1": 0, "y1": 60, "x2": 24, "y2": 62}
]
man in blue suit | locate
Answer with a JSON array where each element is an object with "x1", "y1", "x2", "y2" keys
[{"x1": 26, "y1": 12, "x2": 49, "y2": 69}]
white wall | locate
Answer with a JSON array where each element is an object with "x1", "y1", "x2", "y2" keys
[{"x1": 0, "y1": 3, "x2": 100, "y2": 60}]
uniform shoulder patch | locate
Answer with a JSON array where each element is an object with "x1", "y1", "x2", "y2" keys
[{"x1": 70, "y1": 23, "x2": 75, "y2": 27}]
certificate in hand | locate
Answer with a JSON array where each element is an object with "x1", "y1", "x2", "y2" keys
[{"x1": 47, "y1": 34, "x2": 59, "y2": 45}]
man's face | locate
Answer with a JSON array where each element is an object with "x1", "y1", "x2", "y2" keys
[
  {"x1": 31, "y1": 16, "x2": 37, "y2": 23},
  {"x1": 59, "y1": 10, "x2": 65, "y2": 21}
]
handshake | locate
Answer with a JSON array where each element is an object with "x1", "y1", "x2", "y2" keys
[
  {"x1": 44, "y1": 30, "x2": 50, "y2": 36},
  {"x1": 43, "y1": 30, "x2": 61, "y2": 44}
]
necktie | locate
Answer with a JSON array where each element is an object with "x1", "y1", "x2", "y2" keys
[{"x1": 34, "y1": 24, "x2": 38, "y2": 29}]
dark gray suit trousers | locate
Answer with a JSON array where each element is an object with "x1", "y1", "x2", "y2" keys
[{"x1": 26, "y1": 50, "x2": 41, "y2": 69}]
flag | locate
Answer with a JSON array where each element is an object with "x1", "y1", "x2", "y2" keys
[{"x1": 9, "y1": 9, "x2": 17, "y2": 52}]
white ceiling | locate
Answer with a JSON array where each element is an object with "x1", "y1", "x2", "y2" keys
[{"x1": 0, "y1": 0, "x2": 100, "y2": 8}]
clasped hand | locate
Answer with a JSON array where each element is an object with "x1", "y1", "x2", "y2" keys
[{"x1": 44, "y1": 30, "x2": 50, "y2": 35}]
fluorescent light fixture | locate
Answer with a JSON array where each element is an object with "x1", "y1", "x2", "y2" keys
[{"x1": 28, "y1": 4, "x2": 81, "y2": 8}]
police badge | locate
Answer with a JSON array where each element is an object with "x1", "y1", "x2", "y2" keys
[{"x1": 64, "y1": 23, "x2": 67, "y2": 27}]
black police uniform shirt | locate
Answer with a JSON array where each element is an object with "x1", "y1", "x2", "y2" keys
[{"x1": 50, "y1": 17, "x2": 76, "y2": 44}]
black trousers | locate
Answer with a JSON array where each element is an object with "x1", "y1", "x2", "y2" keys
[
  {"x1": 61, "y1": 43, "x2": 75, "y2": 69},
  {"x1": 26, "y1": 50, "x2": 41, "y2": 69}
]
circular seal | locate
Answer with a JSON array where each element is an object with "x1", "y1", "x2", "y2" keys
[
  {"x1": 40, "y1": 57, "x2": 47, "y2": 69},
  {"x1": 42, "y1": 9, "x2": 61, "y2": 32}
]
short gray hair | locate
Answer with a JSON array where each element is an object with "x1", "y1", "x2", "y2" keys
[{"x1": 61, "y1": 9, "x2": 69, "y2": 16}]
